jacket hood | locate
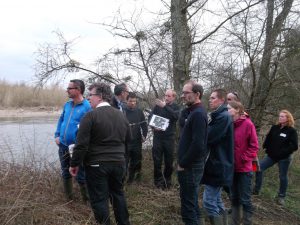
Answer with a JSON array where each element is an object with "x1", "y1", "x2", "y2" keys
[{"x1": 234, "y1": 114, "x2": 249, "y2": 128}]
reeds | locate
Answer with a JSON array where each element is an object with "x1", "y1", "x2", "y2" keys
[{"x1": 0, "y1": 80, "x2": 67, "y2": 108}]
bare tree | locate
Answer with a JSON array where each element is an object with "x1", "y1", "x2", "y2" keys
[{"x1": 34, "y1": 30, "x2": 117, "y2": 86}]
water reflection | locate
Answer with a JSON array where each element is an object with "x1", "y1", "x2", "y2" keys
[{"x1": 0, "y1": 117, "x2": 60, "y2": 167}]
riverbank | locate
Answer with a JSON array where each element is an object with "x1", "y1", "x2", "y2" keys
[{"x1": 0, "y1": 107, "x2": 61, "y2": 118}]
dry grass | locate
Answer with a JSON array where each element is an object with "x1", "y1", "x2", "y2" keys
[
  {"x1": 0, "y1": 80, "x2": 67, "y2": 108},
  {"x1": 1, "y1": 149, "x2": 300, "y2": 225}
]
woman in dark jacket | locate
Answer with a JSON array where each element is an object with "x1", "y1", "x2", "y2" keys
[{"x1": 253, "y1": 110, "x2": 298, "y2": 205}]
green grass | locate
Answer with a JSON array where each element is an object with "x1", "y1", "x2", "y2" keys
[{"x1": 257, "y1": 151, "x2": 300, "y2": 215}]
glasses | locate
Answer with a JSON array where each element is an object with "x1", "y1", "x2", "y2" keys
[
  {"x1": 88, "y1": 93, "x2": 99, "y2": 97},
  {"x1": 181, "y1": 91, "x2": 193, "y2": 95},
  {"x1": 67, "y1": 87, "x2": 78, "y2": 90}
]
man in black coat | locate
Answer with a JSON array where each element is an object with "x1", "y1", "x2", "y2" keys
[
  {"x1": 69, "y1": 83, "x2": 131, "y2": 225},
  {"x1": 124, "y1": 92, "x2": 148, "y2": 183},
  {"x1": 111, "y1": 83, "x2": 129, "y2": 112},
  {"x1": 201, "y1": 89, "x2": 234, "y2": 224},
  {"x1": 149, "y1": 89, "x2": 180, "y2": 189}
]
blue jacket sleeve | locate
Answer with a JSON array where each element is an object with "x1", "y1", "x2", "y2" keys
[{"x1": 54, "y1": 104, "x2": 65, "y2": 138}]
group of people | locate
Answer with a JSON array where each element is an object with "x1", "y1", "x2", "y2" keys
[{"x1": 54, "y1": 79, "x2": 298, "y2": 225}]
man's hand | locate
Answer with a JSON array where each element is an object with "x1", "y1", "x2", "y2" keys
[
  {"x1": 155, "y1": 99, "x2": 166, "y2": 108},
  {"x1": 177, "y1": 165, "x2": 184, "y2": 171},
  {"x1": 55, "y1": 137, "x2": 60, "y2": 145},
  {"x1": 69, "y1": 166, "x2": 79, "y2": 177}
]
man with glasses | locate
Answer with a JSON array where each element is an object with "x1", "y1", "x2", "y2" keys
[
  {"x1": 54, "y1": 79, "x2": 91, "y2": 201},
  {"x1": 149, "y1": 89, "x2": 180, "y2": 189},
  {"x1": 69, "y1": 83, "x2": 131, "y2": 225},
  {"x1": 177, "y1": 80, "x2": 208, "y2": 225}
]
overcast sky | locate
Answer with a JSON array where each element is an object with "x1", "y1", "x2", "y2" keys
[{"x1": 0, "y1": 0, "x2": 163, "y2": 85}]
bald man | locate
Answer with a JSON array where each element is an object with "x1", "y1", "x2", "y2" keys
[{"x1": 149, "y1": 89, "x2": 180, "y2": 189}]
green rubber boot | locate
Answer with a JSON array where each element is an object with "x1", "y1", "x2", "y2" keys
[
  {"x1": 79, "y1": 183, "x2": 89, "y2": 202},
  {"x1": 63, "y1": 178, "x2": 73, "y2": 200}
]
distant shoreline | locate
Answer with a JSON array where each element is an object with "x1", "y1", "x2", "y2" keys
[{"x1": 0, "y1": 107, "x2": 61, "y2": 118}]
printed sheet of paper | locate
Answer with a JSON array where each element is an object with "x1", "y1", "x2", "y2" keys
[{"x1": 149, "y1": 114, "x2": 169, "y2": 131}]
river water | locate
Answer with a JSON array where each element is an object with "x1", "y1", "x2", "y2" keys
[{"x1": 0, "y1": 116, "x2": 60, "y2": 168}]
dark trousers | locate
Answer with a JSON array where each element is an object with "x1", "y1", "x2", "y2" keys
[
  {"x1": 152, "y1": 136, "x2": 175, "y2": 188},
  {"x1": 85, "y1": 163, "x2": 130, "y2": 225},
  {"x1": 127, "y1": 141, "x2": 142, "y2": 181},
  {"x1": 254, "y1": 155, "x2": 291, "y2": 197},
  {"x1": 58, "y1": 143, "x2": 85, "y2": 184},
  {"x1": 231, "y1": 172, "x2": 253, "y2": 214},
  {"x1": 177, "y1": 163, "x2": 205, "y2": 225}
]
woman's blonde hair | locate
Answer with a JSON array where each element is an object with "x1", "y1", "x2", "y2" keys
[
  {"x1": 278, "y1": 110, "x2": 295, "y2": 127},
  {"x1": 228, "y1": 101, "x2": 245, "y2": 115}
]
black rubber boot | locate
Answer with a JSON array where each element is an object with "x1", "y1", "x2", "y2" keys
[{"x1": 231, "y1": 206, "x2": 241, "y2": 225}]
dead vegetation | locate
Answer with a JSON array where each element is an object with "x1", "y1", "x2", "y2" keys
[{"x1": 1, "y1": 150, "x2": 300, "y2": 225}]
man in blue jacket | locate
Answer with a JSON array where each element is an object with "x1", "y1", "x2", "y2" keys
[
  {"x1": 177, "y1": 80, "x2": 208, "y2": 225},
  {"x1": 202, "y1": 89, "x2": 234, "y2": 224},
  {"x1": 55, "y1": 79, "x2": 91, "y2": 201}
]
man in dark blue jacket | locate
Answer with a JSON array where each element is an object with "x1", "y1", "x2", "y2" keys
[
  {"x1": 177, "y1": 80, "x2": 208, "y2": 225},
  {"x1": 202, "y1": 89, "x2": 234, "y2": 224}
]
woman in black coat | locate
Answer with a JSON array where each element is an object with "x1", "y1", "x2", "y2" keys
[{"x1": 253, "y1": 110, "x2": 298, "y2": 205}]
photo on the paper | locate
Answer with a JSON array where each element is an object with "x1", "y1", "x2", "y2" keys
[{"x1": 149, "y1": 114, "x2": 169, "y2": 131}]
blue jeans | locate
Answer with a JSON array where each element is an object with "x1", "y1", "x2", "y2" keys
[
  {"x1": 85, "y1": 163, "x2": 130, "y2": 225},
  {"x1": 231, "y1": 172, "x2": 253, "y2": 213},
  {"x1": 177, "y1": 163, "x2": 204, "y2": 225},
  {"x1": 203, "y1": 185, "x2": 225, "y2": 216},
  {"x1": 58, "y1": 143, "x2": 85, "y2": 184},
  {"x1": 254, "y1": 155, "x2": 291, "y2": 197}
]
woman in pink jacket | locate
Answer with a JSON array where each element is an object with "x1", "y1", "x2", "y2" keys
[{"x1": 227, "y1": 101, "x2": 259, "y2": 225}]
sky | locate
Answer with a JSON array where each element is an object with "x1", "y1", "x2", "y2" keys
[{"x1": 0, "y1": 0, "x2": 163, "y2": 85}]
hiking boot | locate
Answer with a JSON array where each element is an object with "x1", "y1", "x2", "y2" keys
[
  {"x1": 252, "y1": 189, "x2": 259, "y2": 195},
  {"x1": 277, "y1": 197, "x2": 285, "y2": 206},
  {"x1": 243, "y1": 210, "x2": 253, "y2": 225}
]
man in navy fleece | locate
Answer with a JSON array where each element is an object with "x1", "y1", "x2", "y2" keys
[{"x1": 177, "y1": 80, "x2": 208, "y2": 225}]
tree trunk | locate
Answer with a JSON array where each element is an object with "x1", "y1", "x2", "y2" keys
[
  {"x1": 251, "y1": 0, "x2": 294, "y2": 131},
  {"x1": 171, "y1": 0, "x2": 192, "y2": 93}
]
